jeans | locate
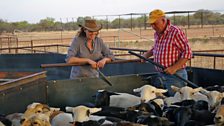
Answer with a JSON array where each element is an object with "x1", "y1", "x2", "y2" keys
[{"x1": 151, "y1": 69, "x2": 188, "y2": 96}]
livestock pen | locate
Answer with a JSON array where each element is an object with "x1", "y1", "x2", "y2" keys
[{"x1": 0, "y1": 52, "x2": 223, "y2": 115}]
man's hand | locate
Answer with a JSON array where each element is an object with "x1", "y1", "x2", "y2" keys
[{"x1": 164, "y1": 66, "x2": 178, "y2": 75}]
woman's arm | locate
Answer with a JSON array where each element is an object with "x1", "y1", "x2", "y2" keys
[{"x1": 67, "y1": 57, "x2": 97, "y2": 69}]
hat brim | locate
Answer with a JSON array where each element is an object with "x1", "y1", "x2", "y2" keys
[
  {"x1": 147, "y1": 18, "x2": 157, "y2": 24},
  {"x1": 79, "y1": 24, "x2": 102, "y2": 32}
]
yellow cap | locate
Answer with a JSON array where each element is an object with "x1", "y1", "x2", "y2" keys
[{"x1": 147, "y1": 9, "x2": 165, "y2": 24}]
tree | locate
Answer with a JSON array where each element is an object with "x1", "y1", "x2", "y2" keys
[
  {"x1": 11, "y1": 21, "x2": 30, "y2": 31},
  {"x1": 39, "y1": 17, "x2": 55, "y2": 31}
]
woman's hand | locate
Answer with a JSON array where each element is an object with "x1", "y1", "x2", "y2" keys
[
  {"x1": 87, "y1": 59, "x2": 97, "y2": 69},
  {"x1": 97, "y1": 58, "x2": 112, "y2": 68},
  {"x1": 97, "y1": 58, "x2": 107, "y2": 68}
]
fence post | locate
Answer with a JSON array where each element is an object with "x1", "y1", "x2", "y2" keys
[
  {"x1": 16, "y1": 36, "x2": 19, "y2": 53},
  {"x1": 214, "y1": 57, "x2": 216, "y2": 69},
  {"x1": 188, "y1": 12, "x2": 190, "y2": 29},
  {"x1": 113, "y1": 36, "x2": 116, "y2": 47},
  {"x1": 106, "y1": 16, "x2": 109, "y2": 31},
  {"x1": 8, "y1": 37, "x2": 10, "y2": 53},
  {"x1": 57, "y1": 45, "x2": 59, "y2": 53},
  {"x1": 201, "y1": 11, "x2": 203, "y2": 28},
  {"x1": 144, "y1": 14, "x2": 147, "y2": 30},
  {"x1": 130, "y1": 14, "x2": 133, "y2": 31},
  {"x1": 31, "y1": 40, "x2": 34, "y2": 53},
  {"x1": 0, "y1": 37, "x2": 1, "y2": 53}
]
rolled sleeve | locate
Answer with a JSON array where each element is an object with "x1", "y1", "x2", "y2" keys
[
  {"x1": 100, "y1": 39, "x2": 115, "y2": 61},
  {"x1": 175, "y1": 31, "x2": 192, "y2": 60},
  {"x1": 65, "y1": 37, "x2": 79, "y2": 62}
]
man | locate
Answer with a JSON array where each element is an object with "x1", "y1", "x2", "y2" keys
[{"x1": 142, "y1": 9, "x2": 192, "y2": 96}]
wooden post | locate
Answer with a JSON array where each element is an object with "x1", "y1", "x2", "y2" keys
[{"x1": 31, "y1": 40, "x2": 34, "y2": 53}]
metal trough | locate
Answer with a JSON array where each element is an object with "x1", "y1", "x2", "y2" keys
[{"x1": 0, "y1": 71, "x2": 149, "y2": 115}]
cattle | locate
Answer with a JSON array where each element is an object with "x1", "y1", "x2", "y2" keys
[
  {"x1": 0, "y1": 121, "x2": 5, "y2": 126},
  {"x1": 214, "y1": 105, "x2": 224, "y2": 126},
  {"x1": 0, "y1": 114, "x2": 12, "y2": 126},
  {"x1": 93, "y1": 106, "x2": 136, "y2": 122},
  {"x1": 21, "y1": 113, "x2": 51, "y2": 126},
  {"x1": 164, "y1": 86, "x2": 208, "y2": 106},
  {"x1": 5, "y1": 113, "x2": 23, "y2": 126},
  {"x1": 94, "y1": 85, "x2": 167, "y2": 109},
  {"x1": 127, "y1": 100, "x2": 163, "y2": 117},
  {"x1": 94, "y1": 90, "x2": 140, "y2": 108},
  {"x1": 75, "y1": 119, "x2": 105, "y2": 126},
  {"x1": 200, "y1": 89, "x2": 224, "y2": 110},
  {"x1": 206, "y1": 85, "x2": 224, "y2": 92},
  {"x1": 133, "y1": 85, "x2": 167, "y2": 103},
  {"x1": 65, "y1": 105, "x2": 102, "y2": 123},
  {"x1": 23, "y1": 103, "x2": 73, "y2": 126},
  {"x1": 173, "y1": 106, "x2": 215, "y2": 126},
  {"x1": 137, "y1": 115, "x2": 174, "y2": 126}
]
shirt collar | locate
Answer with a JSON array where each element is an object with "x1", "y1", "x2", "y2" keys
[
  {"x1": 163, "y1": 19, "x2": 171, "y2": 35},
  {"x1": 85, "y1": 38, "x2": 95, "y2": 53},
  {"x1": 155, "y1": 19, "x2": 171, "y2": 37}
]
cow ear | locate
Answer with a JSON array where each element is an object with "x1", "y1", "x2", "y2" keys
[
  {"x1": 20, "y1": 118, "x2": 26, "y2": 124},
  {"x1": 199, "y1": 88, "x2": 209, "y2": 95},
  {"x1": 171, "y1": 85, "x2": 180, "y2": 92},
  {"x1": 221, "y1": 92, "x2": 224, "y2": 98},
  {"x1": 156, "y1": 89, "x2": 167, "y2": 93},
  {"x1": 221, "y1": 97, "x2": 224, "y2": 104},
  {"x1": 108, "y1": 91, "x2": 119, "y2": 96},
  {"x1": 133, "y1": 87, "x2": 142, "y2": 92},
  {"x1": 193, "y1": 87, "x2": 203, "y2": 93}
]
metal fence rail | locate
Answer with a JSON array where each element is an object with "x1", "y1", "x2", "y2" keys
[{"x1": 0, "y1": 44, "x2": 223, "y2": 70}]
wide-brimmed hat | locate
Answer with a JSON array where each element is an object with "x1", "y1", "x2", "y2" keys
[
  {"x1": 79, "y1": 19, "x2": 102, "y2": 32},
  {"x1": 147, "y1": 9, "x2": 165, "y2": 24}
]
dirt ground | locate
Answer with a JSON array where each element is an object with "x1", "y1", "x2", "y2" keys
[
  {"x1": 1, "y1": 25, "x2": 223, "y2": 51},
  {"x1": 0, "y1": 26, "x2": 224, "y2": 69}
]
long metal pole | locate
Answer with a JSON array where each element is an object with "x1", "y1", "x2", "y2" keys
[{"x1": 128, "y1": 51, "x2": 198, "y2": 88}]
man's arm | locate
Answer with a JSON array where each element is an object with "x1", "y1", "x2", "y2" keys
[
  {"x1": 164, "y1": 58, "x2": 189, "y2": 75},
  {"x1": 142, "y1": 49, "x2": 153, "y2": 59}
]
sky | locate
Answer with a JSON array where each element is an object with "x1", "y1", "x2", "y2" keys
[{"x1": 0, "y1": 0, "x2": 224, "y2": 23}]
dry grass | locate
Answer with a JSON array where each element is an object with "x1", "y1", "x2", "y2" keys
[{"x1": 0, "y1": 25, "x2": 224, "y2": 69}]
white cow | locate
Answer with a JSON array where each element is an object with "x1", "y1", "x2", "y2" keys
[
  {"x1": 214, "y1": 105, "x2": 224, "y2": 126},
  {"x1": 66, "y1": 105, "x2": 102, "y2": 123},
  {"x1": 133, "y1": 85, "x2": 167, "y2": 102},
  {"x1": 164, "y1": 86, "x2": 208, "y2": 106},
  {"x1": 23, "y1": 103, "x2": 73, "y2": 126},
  {"x1": 109, "y1": 85, "x2": 167, "y2": 108},
  {"x1": 21, "y1": 113, "x2": 51, "y2": 126},
  {"x1": 96, "y1": 86, "x2": 167, "y2": 109},
  {"x1": 200, "y1": 89, "x2": 224, "y2": 110},
  {"x1": 6, "y1": 113, "x2": 24, "y2": 126}
]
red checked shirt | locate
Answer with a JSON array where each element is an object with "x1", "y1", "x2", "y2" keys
[{"x1": 149, "y1": 19, "x2": 192, "y2": 71}]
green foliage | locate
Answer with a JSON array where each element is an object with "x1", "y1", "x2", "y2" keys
[{"x1": 38, "y1": 17, "x2": 55, "y2": 31}]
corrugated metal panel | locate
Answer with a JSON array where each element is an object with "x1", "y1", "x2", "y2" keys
[
  {"x1": 47, "y1": 74, "x2": 149, "y2": 110},
  {"x1": 0, "y1": 72, "x2": 47, "y2": 114}
]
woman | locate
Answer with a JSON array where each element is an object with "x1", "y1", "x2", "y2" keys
[{"x1": 65, "y1": 19, "x2": 114, "y2": 79}]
